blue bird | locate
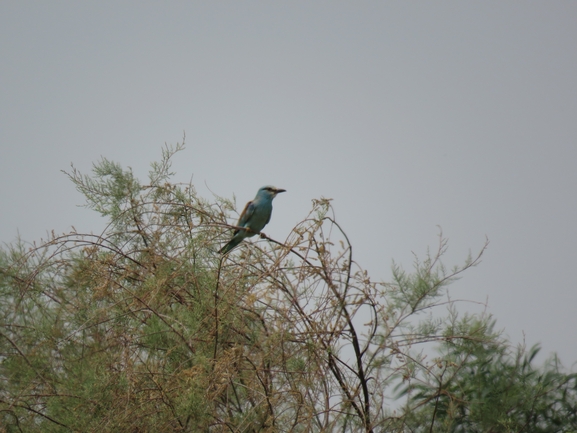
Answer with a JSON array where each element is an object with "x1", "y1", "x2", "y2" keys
[{"x1": 219, "y1": 186, "x2": 286, "y2": 254}]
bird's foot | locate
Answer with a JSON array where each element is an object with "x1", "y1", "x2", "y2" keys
[{"x1": 259, "y1": 232, "x2": 267, "y2": 239}]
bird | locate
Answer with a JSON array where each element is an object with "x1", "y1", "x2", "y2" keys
[{"x1": 219, "y1": 186, "x2": 286, "y2": 254}]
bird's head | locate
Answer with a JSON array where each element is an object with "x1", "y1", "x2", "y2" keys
[{"x1": 257, "y1": 185, "x2": 286, "y2": 199}]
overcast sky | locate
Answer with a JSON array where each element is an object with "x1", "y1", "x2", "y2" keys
[{"x1": 1, "y1": 2, "x2": 576, "y2": 366}]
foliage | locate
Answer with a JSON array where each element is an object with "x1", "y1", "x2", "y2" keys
[
  {"x1": 401, "y1": 335, "x2": 577, "y2": 432},
  {"x1": 1, "y1": 144, "x2": 575, "y2": 432}
]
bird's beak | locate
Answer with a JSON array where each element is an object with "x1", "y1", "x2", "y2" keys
[{"x1": 275, "y1": 188, "x2": 286, "y2": 194}]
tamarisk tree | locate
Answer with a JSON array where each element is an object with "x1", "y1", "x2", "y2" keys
[{"x1": 1, "y1": 144, "x2": 575, "y2": 432}]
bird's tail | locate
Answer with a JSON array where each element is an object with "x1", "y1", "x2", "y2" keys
[{"x1": 219, "y1": 238, "x2": 242, "y2": 254}]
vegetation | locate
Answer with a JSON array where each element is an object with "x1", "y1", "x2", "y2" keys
[{"x1": 1, "y1": 144, "x2": 575, "y2": 432}]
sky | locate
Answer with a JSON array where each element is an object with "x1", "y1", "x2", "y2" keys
[{"x1": 1, "y1": 2, "x2": 576, "y2": 366}]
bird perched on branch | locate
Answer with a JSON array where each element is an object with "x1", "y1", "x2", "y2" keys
[{"x1": 219, "y1": 186, "x2": 286, "y2": 254}]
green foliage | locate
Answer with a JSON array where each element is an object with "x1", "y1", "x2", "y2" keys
[
  {"x1": 400, "y1": 336, "x2": 577, "y2": 432},
  {"x1": 1, "y1": 144, "x2": 575, "y2": 432}
]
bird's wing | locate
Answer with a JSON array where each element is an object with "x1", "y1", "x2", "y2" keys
[{"x1": 236, "y1": 200, "x2": 255, "y2": 233}]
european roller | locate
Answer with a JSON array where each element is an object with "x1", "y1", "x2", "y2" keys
[{"x1": 219, "y1": 186, "x2": 286, "y2": 254}]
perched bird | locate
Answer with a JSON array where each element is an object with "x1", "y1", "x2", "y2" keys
[{"x1": 219, "y1": 186, "x2": 286, "y2": 254}]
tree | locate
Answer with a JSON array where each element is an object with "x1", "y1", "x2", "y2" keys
[
  {"x1": 400, "y1": 335, "x2": 577, "y2": 432},
  {"x1": 1, "y1": 144, "x2": 575, "y2": 432}
]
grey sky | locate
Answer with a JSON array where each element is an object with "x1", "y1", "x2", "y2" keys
[{"x1": 1, "y1": 2, "x2": 576, "y2": 365}]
